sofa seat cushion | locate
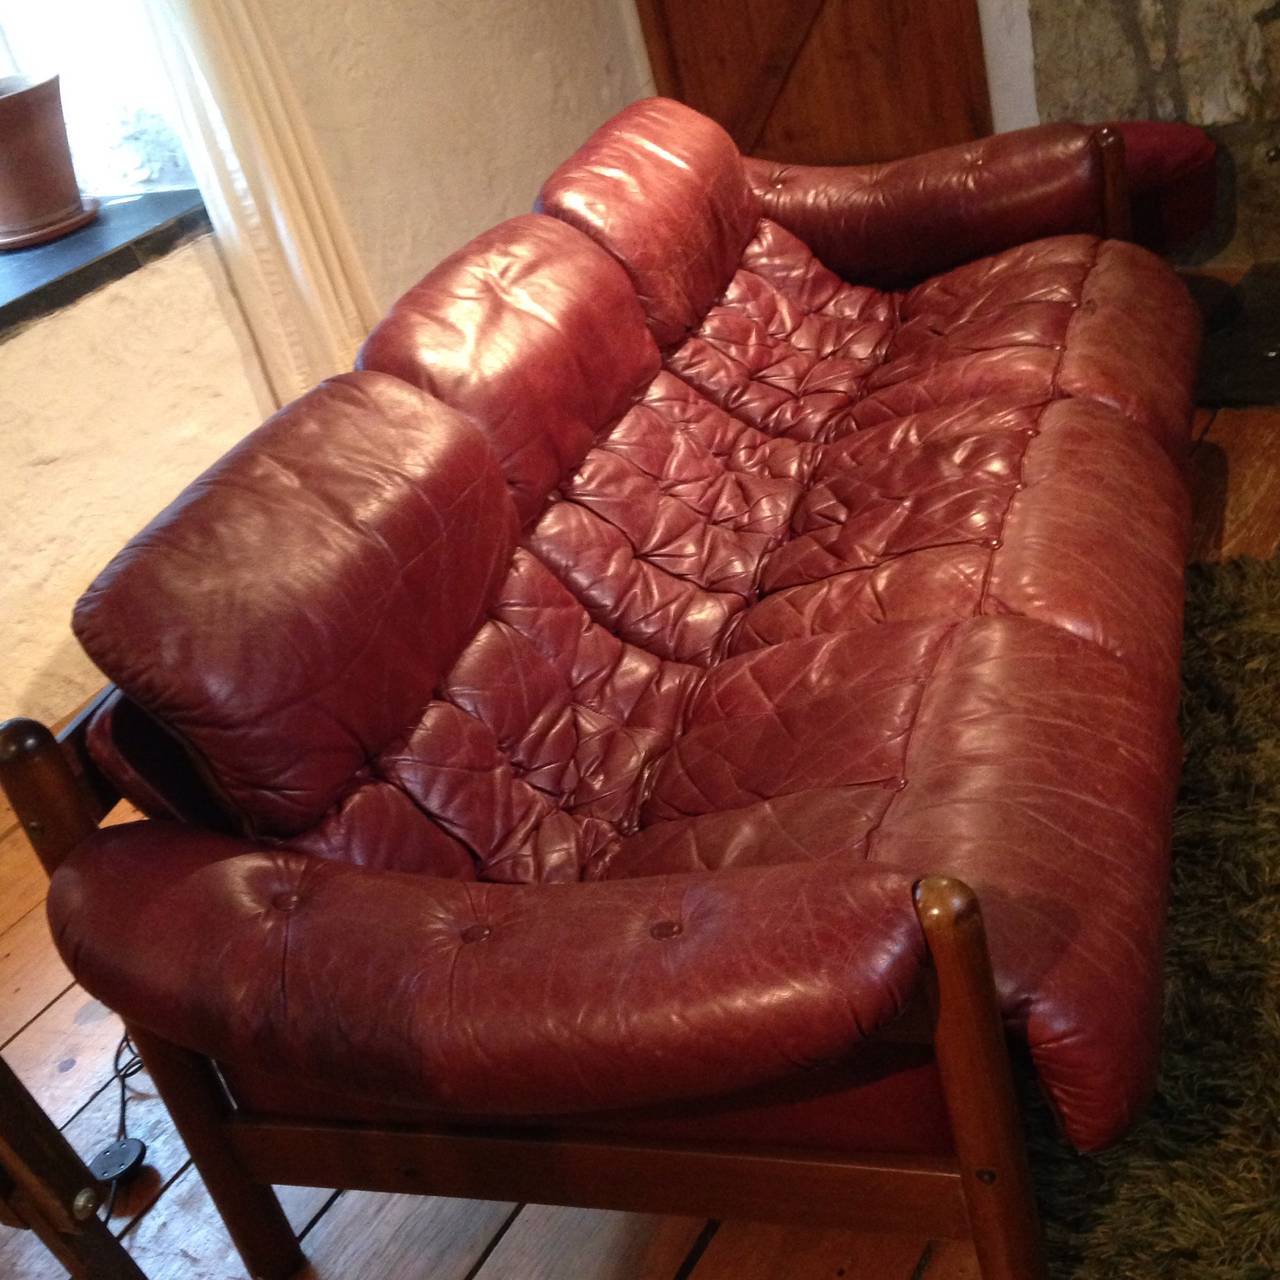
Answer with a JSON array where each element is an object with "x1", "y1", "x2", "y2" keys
[
  {"x1": 670, "y1": 221, "x2": 1198, "y2": 458},
  {"x1": 293, "y1": 549, "x2": 701, "y2": 885},
  {"x1": 363, "y1": 216, "x2": 1190, "y2": 693},
  {"x1": 608, "y1": 614, "x2": 1178, "y2": 1151},
  {"x1": 735, "y1": 395, "x2": 1190, "y2": 695},
  {"x1": 524, "y1": 369, "x2": 819, "y2": 665},
  {"x1": 880, "y1": 235, "x2": 1199, "y2": 455}
]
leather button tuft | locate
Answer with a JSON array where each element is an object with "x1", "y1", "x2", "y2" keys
[
  {"x1": 272, "y1": 892, "x2": 300, "y2": 912},
  {"x1": 460, "y1": 924, "x2": 492, "y2": 944},
  {"x1": 650, "y1": 920, "x2": 682, "y2": 940}
]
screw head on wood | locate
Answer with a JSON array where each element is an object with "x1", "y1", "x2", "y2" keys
[
  {"x1": 72, "y1": 1186, "x2": 99, "y2": 1220},
  {"x1": 1267, "y1": 145, "x2": 1280, "y2": 164}
]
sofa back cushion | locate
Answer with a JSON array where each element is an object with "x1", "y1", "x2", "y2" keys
[
  {"x1": 539, "y1": 98, "x2": 761, "y2": 349},
  {"x1": 359, "y1": 214, "x2": 659, "y2": 525},
  {"x1": 73, "y1": 372, "x2": 517, "y2": 837},
  {"x1": 362, "y1": 215, "x2": 817, "y2": 667}
]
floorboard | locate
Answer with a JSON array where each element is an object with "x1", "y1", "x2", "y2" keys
[
  {"x1": 0, "y1": 1064, "x2": 190, "y2": 1277},
  {"x1": 685, "y1": 1223, "x2": 928, "y2": 1279},
  {"x1": 472, "y1": 1205, "x2": 706, "y2": 1279},
  {"x1": 0, "y1": 823, "x2": 49, "y2": 937},
  {"x1": 4, "y1": 985, "x2": 124, "y2": 1128},
  {"x1": 0, "y1": 904, "x2": 73, "y2": 1046},
  {"x1": 120, "y1": 1163, "x2": 331, "y2": 1280},
  {"x1": 1189, "y1": 407, "x2": 1280, "y2": 562},
  {"x1": 293, "y1": 1192, "x2": 517, "y2": 1280}
]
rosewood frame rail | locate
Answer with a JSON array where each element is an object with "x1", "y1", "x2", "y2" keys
[
  {"x1": 0, "y1": 700, "x2": 1049, "y2": 1280},
  {"x1": 0, "y1": 1050, "x2": 147, "y2": 1279}
]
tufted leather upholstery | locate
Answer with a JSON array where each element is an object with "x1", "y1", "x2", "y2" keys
[
  {"x1": 52, "y1": 99, "x2": 1199, "y2": 1157},
  {"x1": 741, "y1": 122, "x2": 1114, "y2": 289}
]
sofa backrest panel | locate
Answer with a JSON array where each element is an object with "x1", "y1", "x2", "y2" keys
[
  {"x1": 359, "y1": 214, "x2": 660, "y2": 526},
  {"x1": 73, "y1": 371, "x2": 518, "y2": 837},
  {"x1": 539, "y1": 98, "x2": 761, "y2": 349}
]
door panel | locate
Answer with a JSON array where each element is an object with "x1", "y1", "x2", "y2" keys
[{"x1": 635, "y1": 0, "x2": 992, "y2": 164}]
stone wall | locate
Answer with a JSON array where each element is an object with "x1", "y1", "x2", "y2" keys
[{"x1": 1030, "y1": 0, "x2": 1280, "y2": 260}]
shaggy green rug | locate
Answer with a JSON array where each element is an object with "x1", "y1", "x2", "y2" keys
[{"x1": 1030, "y1": 556, "x2": 1280, "y2": 1278}]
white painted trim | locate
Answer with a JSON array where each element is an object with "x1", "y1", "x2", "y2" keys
[{"x1": 976, "y1": 0, "x2": 1040, "y2": 132}]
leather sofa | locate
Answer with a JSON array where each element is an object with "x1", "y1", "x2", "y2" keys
[{"x1": 8, "y1": 100, "x2": 1199, "y2": 1280}]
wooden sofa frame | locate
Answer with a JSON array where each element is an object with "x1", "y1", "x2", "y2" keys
[{"x1": 1, "y1": 695, "x2": 1050, "y2": 1280}]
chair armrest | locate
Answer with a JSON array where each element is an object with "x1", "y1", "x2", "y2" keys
[
  {"x1": 48, "y1": 822, "x2": 927, "y2": 1115},
  {"x1": 744, "y1": 123, "x2": 1128, "y2": 289}
]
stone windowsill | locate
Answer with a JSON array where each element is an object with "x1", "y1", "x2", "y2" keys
[{"x1": 0, "y1": 189, "x2": 210, "y2": 336}]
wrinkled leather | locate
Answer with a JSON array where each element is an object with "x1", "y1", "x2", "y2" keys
[
  {"x1": 740, "y1": 123, "x2": 1110, "y2": 289},
  {"x1": 73, "y1": 372, "x2": 518, "y2": 836},
  {"x1": 363, "y1": 216, "x2": 1190, "y2": 696},
  {"x1": 49, "y1": 823, "x2": 926, "y2": 1116},
  {"x1": 60, "y1": 100, "x2": 1202, "y2": 1158},
  {"x1": 537, "y1": 99, "x2": 760, "y2": 349},
  {"x1": 357, "y1": 215, "x2": 659, "y2": 525}
]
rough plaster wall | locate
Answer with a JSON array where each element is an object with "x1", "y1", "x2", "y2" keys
[
  {"x1": 0, "y1": 237, "x2": 272, "y2": 723},
  {"x1": 977, "y1": 0, "x2": 1041, "y2": 131},
  {"x1": 1030, "y1": 0, "x2": 1280, "y2": 260},
  {"x1": 260, "y1": 0, "x2": 655, "y2": 308}
]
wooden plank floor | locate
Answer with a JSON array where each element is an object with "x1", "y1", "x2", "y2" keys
[{"x1": 1, "y1": 404, "x2": 1276, "y2": 1278}]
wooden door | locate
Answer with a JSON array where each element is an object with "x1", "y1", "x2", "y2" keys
[{"x1": 634, "y1": 0, "x2": 992, "y2": 164}]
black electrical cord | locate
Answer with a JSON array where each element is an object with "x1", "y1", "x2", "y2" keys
[{"x1": 92, "y1": 1031, "x2": 147, "y2": 1224}]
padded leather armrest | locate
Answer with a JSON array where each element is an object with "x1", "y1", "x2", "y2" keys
[
  {"x1": 744, "y1": 124, "x2": 1120, "y2": 289},
  {"x1": 49, "y1": 823, "x2": 927, "y2": 1115}
]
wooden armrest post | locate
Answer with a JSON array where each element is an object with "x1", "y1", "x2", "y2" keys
[
  {"x1": 915, "y1": 876, "x2": 1048, "y2": 1280},
  {"x1": 0, "y1": 718, "x2": 101, "y2": 876},
  {"x1": 128, "y1": 1028, "x2": 304, "y2": 1280},
  {"x1": 1095, "y1": 126, "x2": 1132, "y2": 241}
]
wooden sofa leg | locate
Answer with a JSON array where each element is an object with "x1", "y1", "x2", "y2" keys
[
  {"x1": 128, "y1": 1028, "x2": 305, "y2": 1280},
  {"x1": 915, "y1": 878, "x2": 1049, "y2": 1280}
]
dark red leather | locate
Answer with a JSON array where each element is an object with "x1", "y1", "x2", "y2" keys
[
  {"x1": 363, "y1": 216, "x2": 1190, "y2": 699},
  {"x1": 55, "y1": 99, "x2": 1201, "y2": 1158},
  {"x1": 1109, "y1": 121, "x2": 1217, "y2": 253},
  {"x1": 73, "y1": 372, "x2": 518, "y2": 838},
  {"x1": 537, "y1": 98, "x2": 760, "y2": 349},
  {"x1": 539, "y1": 100, "x2": 1199, "y2": 459},
  {"x1": 48, "y1": 822, "x2": 926, "y2": 1115},
  {"x1": 739, "y1": 124, "x2": 1111, "y2": 290},
  {"x1": 358, "y1": 214, "x2": 659, "y2": 526}
]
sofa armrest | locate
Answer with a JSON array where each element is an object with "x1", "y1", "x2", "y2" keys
[
  {"x1": 744, "y1": 124, "x2": 1128, "y2": 289},
  {"x1": 49, "y1": 822, "x2": 927, "y2": 1115}
]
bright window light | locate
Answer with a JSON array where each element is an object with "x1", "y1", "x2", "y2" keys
[{"x1": 0, "y1": 0, "x2": 194, "y2": 196}]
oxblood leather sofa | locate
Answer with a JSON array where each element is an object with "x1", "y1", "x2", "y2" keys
[{"x1": 2, "y1": 100, "x2": 1199, "y2": 1280}]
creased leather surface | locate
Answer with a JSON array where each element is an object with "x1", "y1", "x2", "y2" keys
[
  {"x1": 358, "y1": 214, "x2": 660, "y2": 525},
  {"x1": 73, "y1": 373, "x2": 518, "y2": 836},
  {"x1": 64, "y1": 101, "x2": 1202, "y2": 1155},
  {"x1": 742, "y1": 123, "x2": 1109, "y2": 289},
  {"x1": 871, "y1": 618, "x2": 1181, "y2": 1148},
  {"x1": 48, "y1": 824, "x2": 926, "y2": 1117},
  {"x1": 538, "y1": 98, "x2": 761, "y2": 348}
]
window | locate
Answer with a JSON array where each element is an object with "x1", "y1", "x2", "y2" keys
[{"x1": 0, "y1": 0, "x2": 194, "y2": 197}]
